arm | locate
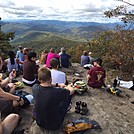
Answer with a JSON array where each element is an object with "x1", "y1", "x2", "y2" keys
[
  {"x1": 0, "y1": 77, "x2": 10, "y2": 88},
  {"x1": 0, "y1": 87, "x2": 20, "y2": 101},
  {"x1": 65, "y1": 84, "x2": 74, "y2": 95},
  {"x1": 87, "y1": 74, "x2": 91, "y2": 81}
]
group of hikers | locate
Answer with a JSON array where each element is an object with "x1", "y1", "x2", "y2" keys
[{"x1": 0, "y1": 46, "x2": 133, "y2": 133}]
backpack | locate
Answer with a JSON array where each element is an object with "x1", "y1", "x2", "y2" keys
[
  {"x1": 73, "y1": 79, "x2": 88, "y2": 94},
  {"x1": 64, "y1": 117, "x2": 101, "y2": 134},
  {"x1": 14, "y1": 90, "x2": 34, "y2": 108}
]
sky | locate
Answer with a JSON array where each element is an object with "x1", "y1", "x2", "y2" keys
[{"x1": 0, "y1": 0, "x2": 133, "y2": 23}]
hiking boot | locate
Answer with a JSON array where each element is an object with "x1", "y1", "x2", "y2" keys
[
  {"x1": 75, "y1": 101, "x2": 81, "y2": 114},
  {"x1": 131, "y1": 101, "x2": 134, "y2": 104},
  {"x1": 113, "y1": 79, "x2": 118, "y2": 88},
  {"x1": 129, "y1": 85, "x2": 134, "y2": 91},
  {"x1": 80, "y1": 102, "x2": 88, "y2": 115}
]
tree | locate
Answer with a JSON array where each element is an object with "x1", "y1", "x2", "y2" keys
[
  {"x1": 104, "y1": 0, "x2": 134, "y2": 29},
  {"x1": 0, "y1": 17, "x2": 14, "y2": 58}
]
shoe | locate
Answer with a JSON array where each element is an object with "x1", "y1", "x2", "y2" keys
[
  {"x1": 113, "y1": 79, "x2": 118, "y2": 88},
  {"x1": 80, "y1": 102, "x2": 88, "y2": 115},
  {"x1": 131, "y1": 101, "x2": 134, "y2": 104},
  {"x1": 129, "y1": 85, "x2": 134, "y2": 91},
  {"x1": 75, "y1": 101, "x2": 81, "y2": 114}
]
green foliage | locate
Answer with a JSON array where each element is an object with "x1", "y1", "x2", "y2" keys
[
  {"x1": 0, "y1": 18, "x2": 14, "y2": 58},
  {"x1": 12, "y1": 32, "x2": 85, "y2": 58},
  {"x1": 68, "y1": 30, "x2": 134, "y2": 75},
  {"x1": 104, "y1": 0, "x2": 134, "y2": 29}
]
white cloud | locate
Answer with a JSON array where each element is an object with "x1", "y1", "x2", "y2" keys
[{"x1": 0, "y1": 0, "x2": 133, "y2": 22}]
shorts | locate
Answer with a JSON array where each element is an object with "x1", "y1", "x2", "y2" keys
[
  {"x1": 0, "y1": 97, "x2": 13, "y2": 114},
  {"x1": 3, "y1": 85, "x2": 11, "y2": 92}
]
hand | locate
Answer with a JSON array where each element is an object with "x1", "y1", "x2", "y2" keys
[
  {"x1": 19, "y1": 98, "x2": 24, "y2": 106},
  {"x1": 9, "y1": 71, "x2": 16, "y2": 79},
  {"x1": 58, "y1": 83, "x2": 66, "y2": 88}
]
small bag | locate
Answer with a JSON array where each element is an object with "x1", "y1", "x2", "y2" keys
[
  {"x1": 14, "y1": 90, "x2": 34, "y2": 108},
  {"x1": 73, "y1": 79, "x2": 88, "y2": 94},
  {"x1": 64, "y1": 117, "x2": 100, "y2": 134}
]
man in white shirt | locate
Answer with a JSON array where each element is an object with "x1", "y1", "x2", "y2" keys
[{"x1": 50, "y1": 58, "x2": 66, "y2": 85}]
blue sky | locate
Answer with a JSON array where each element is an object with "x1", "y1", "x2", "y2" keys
[{"x1": 0, "y1": 0, "x2": 133, "y2": 23}]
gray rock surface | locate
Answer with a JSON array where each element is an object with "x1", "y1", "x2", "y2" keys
[{"x1": 14, "y1": 63, "x2": 134, "y2": 134}]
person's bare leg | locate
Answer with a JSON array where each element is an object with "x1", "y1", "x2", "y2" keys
[{"x1": 2, "y1": 114, "x2": 20, "y2": 134}]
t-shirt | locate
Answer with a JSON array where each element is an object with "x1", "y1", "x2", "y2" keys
[
  {"x1": 88, "y1": 67, "x2": 106, "y2": 88},
  {"x1": 7, "y1": 58, "x2": 18, "y2": 72},
  {"x1": 60, "y1": 53, "x2": 71, "y2": 68},
  {"x1": 51, "y1": 69, "x2": 66, "y2": 84},
  {"x1": 81, "y1": 55, "x2": 90, "y2": 67},
  {"x1": 16, "y1": 50, "x2": 25, "y2": 62},
  {"x1": 23, "y1": 60, "x2": 38, "y2": 82},
  {"x1": 32, "y1": 84, "x2": 70, "y2": 130}
]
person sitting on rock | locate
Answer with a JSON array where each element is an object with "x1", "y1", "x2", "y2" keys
[
  {"x1": 81, "y1": 51, "x2": 90, "y2": 67},
  {"x1": 87, "y1": 58, "x2": 106, "y2": 88},
  {"x1": 4, "y1": 51, "x2": 19, "y2": 74},
  {"x1": 32, "y1": 67, "x2": 74, "y2": 130},
  {"x1": 46, "y1": 48, "x2": 60, "y2": 68},
  {"x1": 59, "y1": 47, "x2": 71, "y2": 68},
  {"x1": 0, "y1": 113, "x2": 21, "y2": 134},
  {"x1": 22, "y1": 52, "x2": 38, "y2": 87},
  {"x1": 0, "y1": 70, "x2": 16, "y2": 94},
  {"x1": 50, "y1": 58, "x2": 67, "y2": 85},
  {"x1": 39, "y1": 49, "x2": 48, "y2": 65},
  {"x1": 0, "y1": 86, "x2": 24, "y2": 115},
  {"x1": 16, "y1": 45, "x2": 25, "y2": 73}
]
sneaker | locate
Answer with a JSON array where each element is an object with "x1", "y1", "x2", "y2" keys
[
  {"x1": 80, "y1": 102, "x2": 88, "y2": 115},
  {"x1": 75, "y1": 101, "x2": 81, "y2": 114}
]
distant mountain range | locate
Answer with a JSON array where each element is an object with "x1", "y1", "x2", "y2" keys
[
  {"x1": 0, "y1": 19, "x2": 121, "y2": 52},
  {"x1": 1, "y1": 19, "x2": 120, "y2": 37}
]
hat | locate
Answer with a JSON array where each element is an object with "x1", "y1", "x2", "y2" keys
[{"x1": 93, "y1": 58, "x2": 103, "y2": 65}]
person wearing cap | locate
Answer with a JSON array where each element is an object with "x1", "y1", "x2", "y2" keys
[{"x1": 87, "y1": 58, "x2": 106, "y2": 88}]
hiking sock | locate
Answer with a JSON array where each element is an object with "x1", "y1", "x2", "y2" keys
[
  {"x1": 75, "y1": 101, "x2": 81, "y2": 114},
  {"x1": 80, "y1": 102, "x2": 88, "y2": 115}
]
